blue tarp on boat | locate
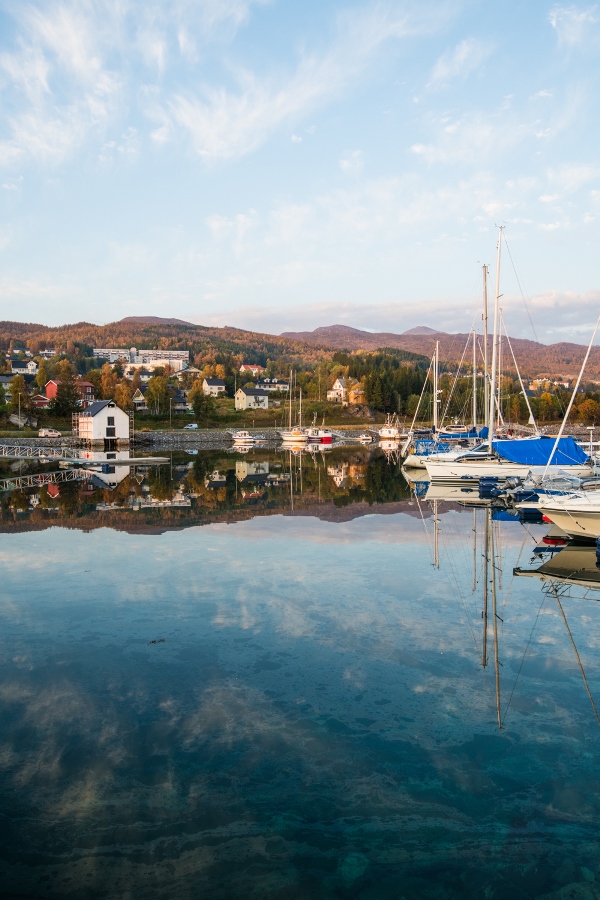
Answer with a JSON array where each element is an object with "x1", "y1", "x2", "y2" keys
[
  {"x1": 438, "y1": 426, "x2": 489, "y2": 440},
  {"x1": 491, "y1": 435, "x2": 588, "y2": 466}
]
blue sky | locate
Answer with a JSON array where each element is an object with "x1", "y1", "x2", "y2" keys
[{"x1": 1, "y1": 0, "x2": 599, "y2": 342}]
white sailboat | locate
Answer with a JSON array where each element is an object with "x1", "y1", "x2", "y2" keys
[{"x1": 280, "y1": 374, "x2": 308, "y2": 444}]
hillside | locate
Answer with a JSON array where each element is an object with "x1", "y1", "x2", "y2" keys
[
  {"x1": 280, "y1": 324, "x2": 600, "y2": 378},
  {"x1": 0, "y1": 317, "x2": 332, "y2": 367}
]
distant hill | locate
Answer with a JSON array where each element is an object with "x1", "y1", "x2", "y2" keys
[
  {"x1": 402, "y1": 326, "x2": 442, "y2": 335},
  {"x1": 279, "y1": 323, "x2": 600, "y2": 378},
  {"x1": 116, "y1": 316, "x2": 195, "y2": 327}
]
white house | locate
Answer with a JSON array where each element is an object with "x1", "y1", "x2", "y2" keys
[
  {"x1": 11, "y1": 359, "x2": 38, "y2": 375},
  {"x1": 203, "y1": 378, "x2": 226, "y2": 396},
  {"x1": 240, "y1": 363, "x2": 264, "y2": 377},
  {"x1": 74, "y1": 400, "x2": 130, "y2": 446},
  {"x1": 235, "y1": 387, "x2": 269, "y2": 410},
  {"x1": 255, "y1": 378, "x2": 289, "y2": 393},
  {"x1": 327, "y1": 377, "x2": 347, "y2": 403}
]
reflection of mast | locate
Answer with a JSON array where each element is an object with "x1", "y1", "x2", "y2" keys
[
  {"x1": 289, "y1": 449, "x2": 294, "y2": 511},
  {"x1": 489, "y1": 511, "x2": 502, "y2": 728},
  {"x1": 433, "y1": 499, "x2": 439, "y2": 569},
  {"x1": 472, "y1": 508, "x2": 477, "y2": 593},
  {"x1": 551, "y1": 584, "x2": 600, "y2": 726},
  {"x1": 482, "y1": 507, "x2": 489, "y2": 668}
]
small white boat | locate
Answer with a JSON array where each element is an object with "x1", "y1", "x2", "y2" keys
[
  {"x1": 357, "y1": 432, "x2": 373, "y2": 444},
  {"x1": 280, "y1": 427, "x2": 308, "y2": 444},
  {"x1": 233, "y1": 430, "x2": 258, "y2": 445},
  {"x1": 378, "y1": 415, "x2": 401, "y2": 440}
]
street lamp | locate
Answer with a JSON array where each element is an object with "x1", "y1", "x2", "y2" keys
[{"x1": 169, "y1": 397, "x2": 172, "y2": 429}]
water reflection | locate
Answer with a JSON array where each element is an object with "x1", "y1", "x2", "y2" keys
[
  {"x1": 2, "y1": 450, "x2": 600, "y2": 897},
  {"x1": 0, "y1": 446, "x2": 411, "y2": 531}
]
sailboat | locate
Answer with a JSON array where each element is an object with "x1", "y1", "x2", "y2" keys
[
  {"x1": 426, "y1": 229, "x2": 595, "y2": 483},
  {"x1": 280, "y1": 374, "x2": 308, "y2": 444}
]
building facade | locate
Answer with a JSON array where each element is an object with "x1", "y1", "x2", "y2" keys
[
  {"x1": 74, "y1": 400, "x2": 130, "y2": 447},
  {"x1": 255, "y1": 378, "x2": 289, "y2": 393},
  {"x1": 203, "y1": 378, "x2": 226, "y2": 396},
  {"x1": 235, "y1": 388, "x2": 269, "y2": 409}
]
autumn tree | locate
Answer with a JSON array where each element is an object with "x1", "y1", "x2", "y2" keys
[
  {"x1": 35, "y1": 362, "x2": 49, "y2": 392},
  {"x1": 578, "y1": 398, "x2": 600, "y2": 425},
  {"x1": 114, "y1": 380, "x2": 134, "y2": 410},
  {"x1": 9, "y1": 374, "x2": 33, "y2": 413},
  {"x1": 145, "y1": 375, "x2": 170, "y2": 413},
  {"x1": 101, "y1": 362, "x2": 118, "y2": 399},
  {"x1": 50, "y1": 361, "x2": 79, "y2": 416}
]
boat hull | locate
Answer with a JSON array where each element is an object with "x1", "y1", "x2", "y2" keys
[{"x1": 425, "y1": 460, "x2": 592, "y2": 482}]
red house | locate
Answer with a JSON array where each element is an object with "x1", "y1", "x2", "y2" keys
[{"x1": 45, "y1": 380, "x2": 95, "y2": 407}]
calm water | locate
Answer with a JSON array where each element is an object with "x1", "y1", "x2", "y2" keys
[{"x1": 1, "y1": 447, "x2": 600, "y2": 898}]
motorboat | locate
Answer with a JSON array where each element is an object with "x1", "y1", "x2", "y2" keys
[
  {"x1": 518, "y1": 491, "x2": 600, "y2": 541},
  {"x1": 280, "y1": 427, "x2": 308, "y2": 444},
  {"x1": 232, "y1": 430, "x2": 259, "y2": 445},
  {"x1": 357, "y1": 432, "x2": 374, "y2": 444},
  {"x1": 305, "y1": 426, "x2": 333, "y2": 444},
  {"x1": 378, "y1": 415, "x2": 402, "y2": 440}
]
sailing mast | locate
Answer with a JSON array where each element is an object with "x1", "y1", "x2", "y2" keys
[
  {"x1": 433, "y1": 340, "x2": 439, "y2": 433},
  {"x1": 483, "y1": 265, "x2": 489, "y2": 435},
  {"x1": 472, "y1": 329, "x2": 477, "y2": 429},
  {"x1": 488, "y1": 227, "x2": 503, "y2": 442}
]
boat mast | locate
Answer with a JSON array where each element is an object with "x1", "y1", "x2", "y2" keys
[
  {"x1": 289, "y1": 369, "x2": 293, "y2": 430},
  {"x1": 472, "y1": 329, "x2": 477, "y2": 428},
  {"x1": 433, "y1": 340, "x2": 439, "y2": 432},
  {"x1": 483, "y1": 264, "x2": 489, "y2": 435},
  {"x1": 299, "y1": 388, "x2": 302, "y2": 429},
  {"x1": 488, "y1": 227, "x2": 503, "y2": 442}
]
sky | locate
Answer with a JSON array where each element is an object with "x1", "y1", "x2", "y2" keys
[{"x1": 1, "y1": 0, "x2": 599, "y2": 343}]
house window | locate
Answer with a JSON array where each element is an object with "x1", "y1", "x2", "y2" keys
[
  {"x1": 107, "y1": 416, "x2": 115, "y2": 425},
  {"x1": 106, "y1": 427, "x2": 116, "y2": 437}
]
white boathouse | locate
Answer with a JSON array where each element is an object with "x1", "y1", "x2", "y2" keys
[{"x1": 73, "y1": 400, "x2": 130, "y2": 448}]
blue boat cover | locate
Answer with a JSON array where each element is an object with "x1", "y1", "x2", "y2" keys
[
  {"x1": 491, "y1": 435, "x2": 588, "y2": 466},
  {"x1": 438, "y1": 426, "x2": 489, "y2": 440}
]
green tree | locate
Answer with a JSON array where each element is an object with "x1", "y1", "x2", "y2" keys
[
  {"x1": 35, "y1": 361, "x2": 49, "y2": 392},
  {"x1": 9, "y1": 374, "x2": 33, "y2": 414},
  {"x1": 188, "y1": 381, "x2": 215, "y2": 421},
  {"x1": 0, "y1": 383, "x2": 5, "y2": 407},
  {"x1": 50, "y1": 364, "x2": 80, "y2": 416},
  {"x1": 145, "y1": 375, "x2": 170, "y2": 414}
]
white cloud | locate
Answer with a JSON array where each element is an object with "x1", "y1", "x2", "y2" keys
[
  {"x1": 339, "y1": 150, "x2": 363, "y2": 174},
  {"x1": 549, "y1": 4, "x2": 599, "y2": 46},
  {"x1": 162, "y1": 4, "x2": 439, "y2": 160},
  {"x1": 428, "y1": 37, "x2": 491, "y2": 88},
  {"x1": 290, "y1": 134, "x2": 303, "y2": 143}
]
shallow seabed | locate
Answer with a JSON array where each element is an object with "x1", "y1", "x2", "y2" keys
[{"x1": 2, "y1": 503, "x2": 600, "y2": 898}]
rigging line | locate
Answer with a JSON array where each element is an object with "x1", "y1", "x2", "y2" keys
[
  {"x1": 501, "y1": 311, "x2": 538, "y2": 432},
  {"x1": 436, "y1": 515, "x2": 484, "y2": 652},
  {"x1": 436, "y1": 516, "x2": 496, "y2": 701},
  {"x1": 414, "y1": 493, "x2": 434, "y2": 558},
  {"x1": 502, "y1": 591, "x2": 547, "y2": 723},
  {"x1": 503, "y1": 235, "x2": 539, "y2": 343},
  {"x1": 440, "y1": 334, "x2": 472, "y2": 426},
  {"x1": 551, "y1": 584, "x2": 600, "y2": 727},
  {"x1": 499, "y1": 528, "x2": 528, "y2": 618}
]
